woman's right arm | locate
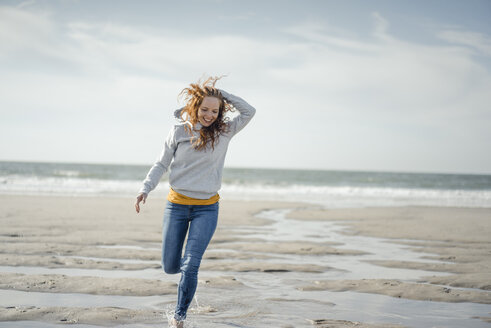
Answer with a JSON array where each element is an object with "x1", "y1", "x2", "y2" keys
[{"x1": 135, "y1": 126, "x2": 177, "y2": 212}]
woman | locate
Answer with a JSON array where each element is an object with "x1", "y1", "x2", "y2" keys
[{"x1": 135, "y1": 76, "x2": 255, "y2": 328}]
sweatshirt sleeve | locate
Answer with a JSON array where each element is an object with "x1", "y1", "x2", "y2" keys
[
  {"x1": 220, "y1": 89, "x2": 256, "y2": 136},
  {"x1": 139, "y1": 126, "x2": 177, "y2": 195}
]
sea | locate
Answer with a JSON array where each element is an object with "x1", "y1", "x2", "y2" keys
[{"x1": 1, "y1": 161, "x2": 490, "y2": 208}]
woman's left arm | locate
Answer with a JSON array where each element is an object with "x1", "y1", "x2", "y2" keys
[{"x1": 219, "y1": 89, "x2": 256, "y2": 135}]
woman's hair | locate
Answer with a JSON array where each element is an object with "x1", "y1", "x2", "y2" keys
[{"x1": 178, "y1": 75, "x2": 234, "y2": 150}]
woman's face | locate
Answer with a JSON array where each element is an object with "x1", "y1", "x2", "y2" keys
[{"x1": 198, "y1": 96, "x2": 220, "y2": 127}]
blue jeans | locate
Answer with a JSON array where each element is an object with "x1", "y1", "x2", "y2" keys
[{"x1": 161, "y1": 201, "x2": 219, "y2": 321}]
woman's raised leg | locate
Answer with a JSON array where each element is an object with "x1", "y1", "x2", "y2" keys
[{"x1": 161, "y1": 201, "x2": 190, "y2": 274}]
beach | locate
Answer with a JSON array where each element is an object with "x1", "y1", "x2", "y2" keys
[{"x1": 0, "y1": 194, "x2": 490, "y2": 327}]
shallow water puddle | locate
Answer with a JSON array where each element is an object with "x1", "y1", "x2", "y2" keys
[
  {"x1": 97, "y1": 245, "x2": 160, "y2": 251},
  {"x1": 0, "y1": 322, "x2": 103, "y2": 328},
  {"x1": 253, "y1": 209, "x2": 445, "y2": 263},
  {"x1": 60, "y1": 255, "x2": 160, "y2": 265},
  {"x1": 267, "y1": 289, "x2": 491, "y2": 328},
  {"x1": 0, "y1": 265, "x2": 165, "y2": 280},
  {"x1": 1, "y1": 287, "x2": 489, "y2": 328},
  {"x1": 241, "y1": 208, "x2": 453, "y2": 280},
  {"x1": 0, "y1": 289, "x2": 167, "y2": 309}
]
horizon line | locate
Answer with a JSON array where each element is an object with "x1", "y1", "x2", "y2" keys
[{"x1": 0, "y1": 159, "x2": 490, "y2": 177}]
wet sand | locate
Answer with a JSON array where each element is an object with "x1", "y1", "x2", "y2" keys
[
  {"x1": 0, "y1": 195, "x2": 490, "y2": 327},
  {"x1": 288, "y1": 206, "x2": 491, "y2": 294}
]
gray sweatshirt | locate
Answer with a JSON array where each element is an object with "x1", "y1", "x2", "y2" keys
[{"x1": 139, "y1": 89, "x2": 256, "y2": 199}]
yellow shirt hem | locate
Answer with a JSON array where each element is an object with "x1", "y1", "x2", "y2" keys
[{"x1": 167, "y1": 188, "x2": 219, "y2": 205}]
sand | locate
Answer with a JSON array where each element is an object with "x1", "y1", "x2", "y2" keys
[
  {"x1": 299, "y1": 278, "x2": 491, "y2": 304},
  {"x1": 1, "y1": 195, "x2": 490, "y2": 327},
  {"x1": 288, "y1": 206, "x2": 491, "y2": 294}
]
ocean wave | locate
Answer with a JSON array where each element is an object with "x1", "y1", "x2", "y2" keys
[
  {"x1": 0, "y1": 175, "x2": 156, "y2": 197},
  {"x1": 0, "y1": 175, "x2": 490, "y2": 208},
  {"x1": 53, "y1": 170, "x2": 81, "y2": 177},
  {"x1": 220, "y1": 183, "x2": 491, "y2": 208}
]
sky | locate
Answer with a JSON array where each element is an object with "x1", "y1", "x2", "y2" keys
[{"x1": 1, "y1": 0, "x2": 491, "y2": 174}]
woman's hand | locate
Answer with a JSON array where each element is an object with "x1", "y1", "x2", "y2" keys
[{"x1": 135, "y1": 193, "x2": 147, "y2": 213}]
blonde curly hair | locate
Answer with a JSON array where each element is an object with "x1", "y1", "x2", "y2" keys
[{"x1": 178, "y1": 75, "x2": 234, "y2": 150}]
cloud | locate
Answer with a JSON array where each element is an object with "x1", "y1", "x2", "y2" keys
[
  {"x1": 1, "y1": 5, "x2": 285, "y2": 84},
  {"x1": 16, "y1": 0, "x2": 37, "y2": 9},
  {"x1": 279, "y1": 15, "x2": 491, "y2": 119},
  {"x1": 371, "y1": 11, "x2": 392, "y2": 41},
  {"x1": 436, "y1": 29, "x2": 491, "y2": 56},
  {"x1": 0, "y1": 5, "x2": 55, "y2": 53},
  {"x1": 2, "y1": 5, "x2": 490, "y2": 123}
]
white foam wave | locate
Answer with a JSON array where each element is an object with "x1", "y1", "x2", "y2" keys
[
  {"x1": 53, "y1": 170, "x2": 81, "y2": 177},
  {"x1": 220, "y1": 183, "x2": 491, "y2": 208},
  {"x1": 1, "y1": 175, "x2": 490, "y2": 208},
  {"x1": 0, "y1": 175, "x2": 166, "y2": 197}
]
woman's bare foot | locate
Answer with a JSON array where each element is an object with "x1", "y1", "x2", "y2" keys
[{"x1": 170, "y1": 317, "x2": 184, "y2": 328}]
